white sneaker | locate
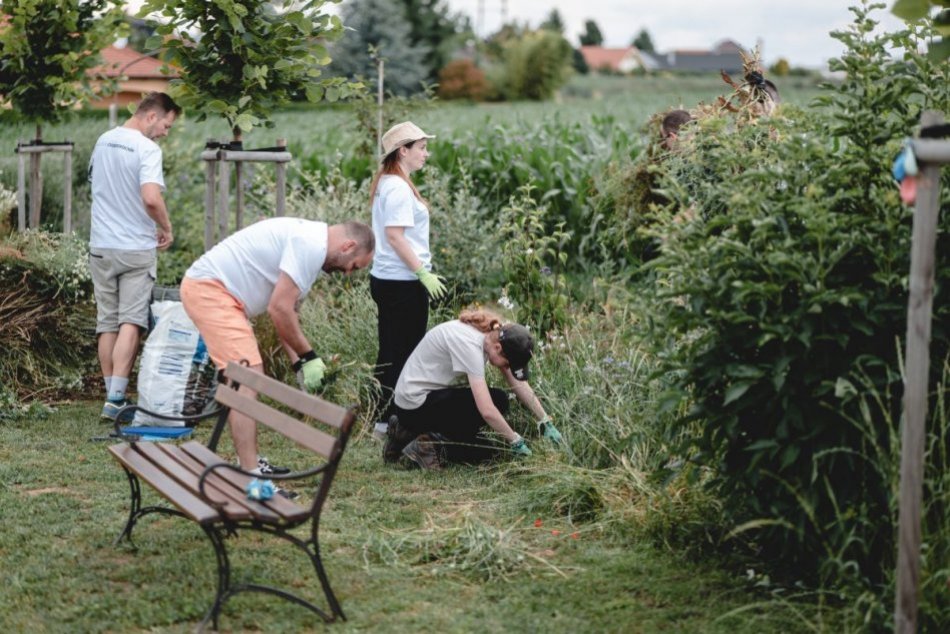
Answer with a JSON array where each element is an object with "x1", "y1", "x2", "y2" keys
[{"x1": 372, "y1": 421, "x2": 389, "y2": 441}]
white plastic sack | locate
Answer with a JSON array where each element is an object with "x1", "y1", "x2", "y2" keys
[{"x1": 133, "y1": 300, "x2": 217, "y2": 426}]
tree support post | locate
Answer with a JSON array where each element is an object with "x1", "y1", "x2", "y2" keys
[
  {"x1": 14, "y1": 141, "x2": 75, "y2": 232},
  {"x1": 201, "y1": 140, "x2": 293, "y2": 249},
  {"x1": 895, "y1": 111, "x2": 949, "y2": 634}
]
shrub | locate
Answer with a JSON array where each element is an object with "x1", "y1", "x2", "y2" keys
[
  {"x1": 494, "y1": 30, "x2": 573, "y2": 101},
  {"x1": 437, "y1": 59, "x2": 489, "y2": 101},
  {"x1": 642, "y1": 4, "x2": 949, "y2": 600}
]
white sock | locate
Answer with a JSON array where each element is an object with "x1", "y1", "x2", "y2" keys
[
  {"x1": 108, "y1": 376, "x2": 129, "y2": 402},
  {"x1": 104, "y1": 376, "x2": 112, "y2": 397},
  {"x1": 249, "y1": 467, "x2": 262, "y2": 476}
]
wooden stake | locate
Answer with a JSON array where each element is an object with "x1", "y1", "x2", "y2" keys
[
  {"x1": 895, "y1": 111, "x2": 946, "y2": 634},
  {"x1": 218, "y1": 157, "x2": 230, "y2": 242},
  {"x1": 204, "y1": 141, "x2": 217, "y2": 251},
  {"x1": 235, "y1": 161, "x2": 244, "y2": 231},
  {"x1": 63, "y1": 149, "x2": 72, "y2": 234},
  {"x1": 16, "y1": 143, "x2": 26, "y2": 231},
  {"x1": 275, "y1": 138, "x2": 287, "y2": 217}
]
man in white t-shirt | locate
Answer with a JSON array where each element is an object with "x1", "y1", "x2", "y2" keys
[
  {"x1": 180, "y1": 217, "x2": 375, "y2": 478},
  {"x1": 88, "y1": 92, "x2": 181, "y2": 422}
]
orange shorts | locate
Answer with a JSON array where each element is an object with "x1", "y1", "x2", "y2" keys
[{"x1": 180, "y1": 276, "x2": 263, "y2": 370}]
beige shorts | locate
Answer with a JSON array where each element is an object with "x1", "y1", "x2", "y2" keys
[
  {"x1": 180, "y1": 276, "x2": 262, "y2": 370},
  {"x1": 89, "y1": 248, "x2": 156, "y2": 334}
]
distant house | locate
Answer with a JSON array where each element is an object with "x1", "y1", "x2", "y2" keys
[
  {"x1": 87, "y1": 45, "x2": 179, "y2": 109},
  {"x1": 656, "y1": 39, "x2": 745, "y2": 74},
  {"x1": 579, "y1": 46, "x2": 654, "y2": 73}
]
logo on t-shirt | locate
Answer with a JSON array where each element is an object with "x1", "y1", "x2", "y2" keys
[{"x1": 106, "y1": 142, "x2": 135, "y2": 153}]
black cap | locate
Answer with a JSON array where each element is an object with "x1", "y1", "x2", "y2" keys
[{"x1": 498, "y1": 324, "x2": 534, "y2": 381}]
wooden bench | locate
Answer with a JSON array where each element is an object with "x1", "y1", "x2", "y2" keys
[{"x1": 108, "y1": 361, "x2": 357, "y2": 631}]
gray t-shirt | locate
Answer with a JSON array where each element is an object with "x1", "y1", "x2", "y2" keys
[{"x1": 394, "y1": 320, "x2": 487, "y2": 410}]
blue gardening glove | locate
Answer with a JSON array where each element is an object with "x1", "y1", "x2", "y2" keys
[
  {"x1": 415, "y1": 265, "x2": 448, "y2": 300},
  {"x1": 538, "y1": 418, "x2": 563, "y2": 444},
  {"x1": 510, "y1": 435, "x2": 532, "y2": 457}
]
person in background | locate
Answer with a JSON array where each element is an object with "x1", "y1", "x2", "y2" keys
[
  {"x1": 745, "y1": 71, "x2": 780, "y2": 116},
  {"x1": 180, "y1": 217, "x2": 374, "y2": 480},
  {"x1": 660, "y1": 109, "x2": 693, "y2": 150},
  {"x1": 383, "y1": 307, "x2": 562, "y2": 470},
  {"x1": 88, "y1": 92, "x2": 180, "y2": 422},
  {"x1": 368, "y1": 121, "x2": 447, "y2": 438}
]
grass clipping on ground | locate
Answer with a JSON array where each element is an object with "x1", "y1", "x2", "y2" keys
[{"x1": 363, "y1": 504, "x2": 568, "y2": 581}]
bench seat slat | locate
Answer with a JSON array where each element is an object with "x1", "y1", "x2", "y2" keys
[
  {"x1": 179, "y1": 442, "x2": 309, "y2": 521},
  {"x1": 224, "y1": 362, "x2": 350, "y2": 428},
  {"x1": 108, "y1": 443, "x2": 220, "y2": 524},
  {"x1": 134, "y1": 442, "x2": 267, "y2": 522},
  {"x1": 215, "y1": 388, "x2": 336, "y2": 459}
]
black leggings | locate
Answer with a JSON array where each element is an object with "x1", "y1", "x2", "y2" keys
[
  {"x1": 395, "y1": 387, "x2": 509, "y2": 463},
  {"x1": 370, "y1": 275, "x2": 428, "y2": 420}
]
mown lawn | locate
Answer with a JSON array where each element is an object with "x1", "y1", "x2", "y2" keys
[{"x1": 0, "y1": 402, "x2": 823, "y2": 633}]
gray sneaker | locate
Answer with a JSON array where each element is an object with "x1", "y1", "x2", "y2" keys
[
  {"x1": 101, "y1": 399, "x2": 135, "y2": 423},
  {"x1": 401, "y1": 433, "x2": 445, "y2": 470}
]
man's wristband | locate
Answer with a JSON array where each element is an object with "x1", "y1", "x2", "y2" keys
[{"x1": 292, "y1": 350, "x2": 318, "y2": 372}]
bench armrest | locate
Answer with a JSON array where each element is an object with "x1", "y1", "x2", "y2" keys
[{"x1": 113, "y1": 404, "x2": 225, "y2": 438}]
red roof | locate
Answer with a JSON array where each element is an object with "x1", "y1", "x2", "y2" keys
[
  {"x1": 579, "y1": 46, "x2": 636, "y2": 71},
  {"x1": 88, "y1": 45, "x2": 179, "y2": 79}
]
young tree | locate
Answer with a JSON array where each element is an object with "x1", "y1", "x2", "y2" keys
[
  {"x1": 632, "y1": 28, "x2": 656, "y2": 53},
  {"x1": 539, "y1": 9, "x2": 565, "y2": 35},
  {"x1": 0, "y1": 0, "x2": 125, "y2": 140},
  {"x1": 139, "y1": 0, "x2": 356, "y2": 141},
  {"x1": 328, "y1": 0, "x2": 430, "y2": 96},
  {"x1": 578, "y1": 19, "x2": 604, "y2": 46}
]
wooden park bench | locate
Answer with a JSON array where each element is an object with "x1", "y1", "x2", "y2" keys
[{"x1": 107, "y1": 361, "x2": 356, "y2": 631}]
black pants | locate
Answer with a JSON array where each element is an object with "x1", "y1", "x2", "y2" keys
[
  {"x1": 395, "y1": 387, "x2": 509, "y2": 463},
  {"x1": 370, "y1": 275, "x2": 428, "y2": 420}
]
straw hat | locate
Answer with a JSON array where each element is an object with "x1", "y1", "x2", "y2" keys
[{"x1": 380, "y1": 121, "x2": 435, "y2": 159}]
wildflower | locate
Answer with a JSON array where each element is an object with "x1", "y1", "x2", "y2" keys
[
  {"x1": 551, "y1": 530, "x2": 560, "y2": 536},
  {"x1": 570, "y1": 532, "x2": 579, "y2": 539},
  {"x1": 534, "y1": 518, "x2": 542, "y2": 528},
  {"x1": 540, "y1": 266, "x2": 552, "y2": 275}
]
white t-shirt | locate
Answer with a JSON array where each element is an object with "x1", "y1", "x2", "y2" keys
[
  {"x1": 88, "y1": 126, "x2": 165, "y2": 250},
  {"x1": 370, "y1": 175, "x2": 432, "y2": 280},
  {"x1": 185, "y1": 217, "x2": 328, "y2": 318},
  {"x1": 394, "y1": 320, "x2": 487, "y2": 410}
]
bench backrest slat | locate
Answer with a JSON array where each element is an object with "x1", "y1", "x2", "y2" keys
[
  {"x1": 223, "y1": 362, "x2": 350, "y2": 429},
  {"x1": 215, "y1": 386, "x2": 337, "y2": 459}
]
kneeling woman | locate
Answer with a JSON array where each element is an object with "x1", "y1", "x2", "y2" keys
[{"x1": 384, "y1": 308, "x2": 561, "y2": 468}]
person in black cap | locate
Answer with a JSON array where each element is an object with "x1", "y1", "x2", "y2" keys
[{"x1": 383, "y1": 307, "x2": 562, "y2": 469}]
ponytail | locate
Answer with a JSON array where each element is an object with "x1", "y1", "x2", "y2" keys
[{"x1": 459, "y1": 307, "x2": 504, "y2": 334}]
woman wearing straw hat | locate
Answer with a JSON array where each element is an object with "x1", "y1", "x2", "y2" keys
[
  {"x1": 369, "y1": 121, "x2": 446, "y2": 436},
  {"x1": 383, "y1": 307, "x2": 563, "y2": 469}
]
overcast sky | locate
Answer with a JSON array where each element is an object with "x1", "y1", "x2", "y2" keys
[{"x1": 445, "y1": 0, "x2": 905, "y2": 68}]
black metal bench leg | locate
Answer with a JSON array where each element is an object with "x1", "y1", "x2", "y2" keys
[
  {"x1": 114, "y1": 467, "x2": 142, "y2": 546},
  {"x1": 198, "y1": 525, "x2": 231, "y2": 633},
  {"x1": 311, "y1": 535, "x2": 346, "y2": 621}
]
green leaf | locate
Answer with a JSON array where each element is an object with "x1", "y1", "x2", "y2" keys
[
  {"x1": 207, "y1": 100, "x2": 229, "y2": 113},
  {"x1": 723, "y1": 382, "x2": 752, "y2": 406},
  {"x1": 234, "y1": 112, "x2": 259, "y2": 132},
  {"x1": 892, "y1": 0, "x2": 932, "y2": 20},
  {"x1": 145, "y1": 35, "x2": 165, "y2": 51}
]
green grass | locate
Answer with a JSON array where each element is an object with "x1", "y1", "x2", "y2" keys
[{"x1": 0, "y1": 402, "x2": 829, "y2": 633}]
